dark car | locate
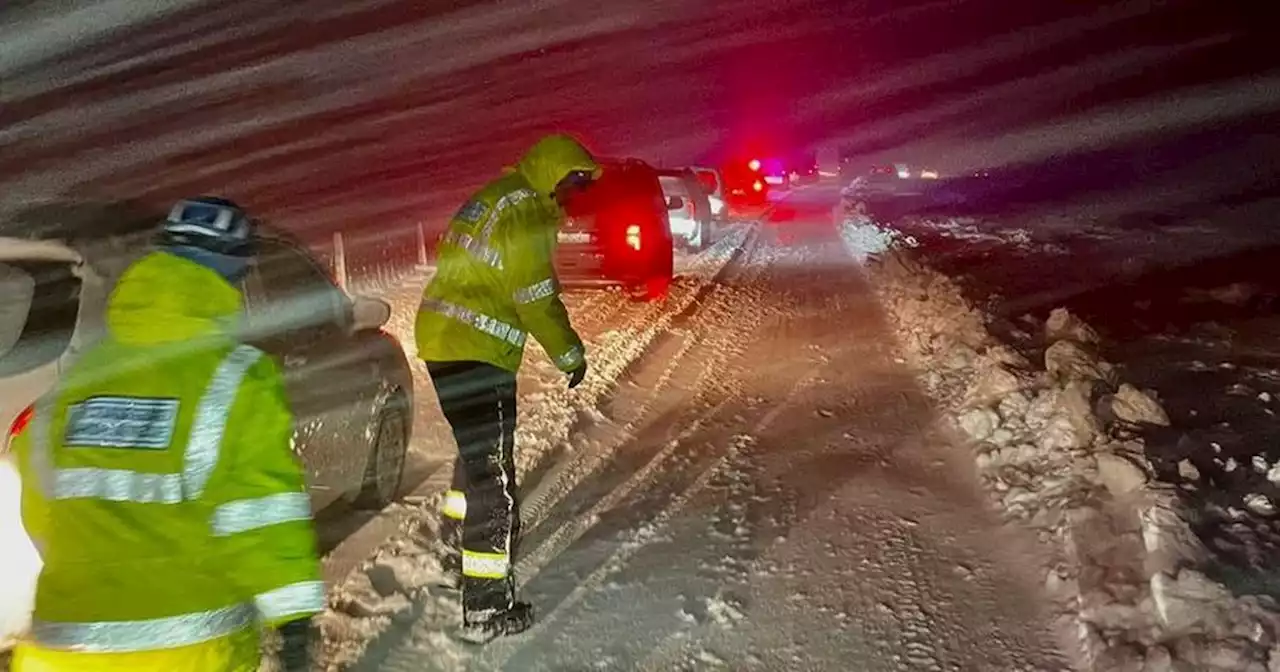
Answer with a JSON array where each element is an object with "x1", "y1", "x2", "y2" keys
[
  {"x1": 556, "y1": 157, "x2": 675, "y2": 300},
  {"x1": 241, "y1": 230, "x2": 413, "y2": 510},
  {"x1": 2, "y1": 226, "x2": 413, "y2": 515}
]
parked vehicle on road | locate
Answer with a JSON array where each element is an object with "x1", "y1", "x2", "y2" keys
[
  {"x1": 720, "y1": 156, "x2": 770, "y2": 210},
  {"x1": 657, "y1": 167, "x2": 714, "y2": 252},
  {"x1": 1, "y1": 228, "x2": 412, "y2": 511},
  {"x1": 691, "y1": 166, "x2": 729, "y2": 223},
  {"x1": 0, "y1": 227, "x2": 413, "y2": 647},
  {"x1": 556, "y1": 157, "x2": 675, "y2": 300}
]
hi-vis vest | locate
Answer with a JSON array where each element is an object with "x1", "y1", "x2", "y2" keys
[{"x1": 15, "y1": 343, "x2": 323, "y2": 654}]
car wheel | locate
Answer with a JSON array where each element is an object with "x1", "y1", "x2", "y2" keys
[{"x1": 353, "y1": 402, "x2": 407, "y2": 510}]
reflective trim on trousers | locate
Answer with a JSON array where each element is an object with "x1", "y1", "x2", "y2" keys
[
  {"x1": 419, "y1": 297, "x2": 527, "y2": 347},
  {"x1": 52, "y1": 468, "x2": 184, "y2": 503},
  {"x1": 184, "y1": 345, "x2": 263, "y2": 499},
  {"x1": 254, "y1": 581, "x2": 326, "y2": 623},
  {"x1": 442, "y1": 229, "x2": 503, "y2": 270},
  {"x1": 211, "y1": 491, "x2": 312, "y2": 537},
  {"x1": 513, "y1": 278, "x2": 558, "y2": 304},
  {"x1": 462, "y1": 550, "x2": 510, "y2": 579},
  {"x1": 556, "y1": 345, "x2": 585, "y2": 370},
  {"x1": 442, "y1": 489, "x2": 467, "y2": 520},
  {"x1": 28, "y1": 604, "x2": 255, "y2": 653}
]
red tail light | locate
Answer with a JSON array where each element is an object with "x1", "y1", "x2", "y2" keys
[
  {"x1": 747, "y1": 159, "x2": 761, "y2": 172},
  {"x1": 625, "y1": 224, "x2": 642, "y2": 251},
  {"x1": 752, "y1": 180, "x2": 764, "y2": 192},
  {"x1": 7, "y1": 405, "x2": 34, "y2": 449}
]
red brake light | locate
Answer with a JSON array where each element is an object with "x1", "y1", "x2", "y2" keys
[
  {"x1": 625, "y1": 224, "x2": 642, "y2": 251},
  {"x1": 8, "y1": 405, "x2": 34, "y2": 445},
  {"x1": 752, "y1": 180, "x2": 764, "y2": 192},
  {"x1": 747, "y1": 159, "x2": 761, "y2": 172}
]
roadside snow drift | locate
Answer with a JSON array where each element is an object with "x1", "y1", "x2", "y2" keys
[{"x1": 848, "y1": 201, "x2": 1280, "y2": 671}]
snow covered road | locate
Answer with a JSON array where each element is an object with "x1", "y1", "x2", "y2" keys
[{"x1": 328, "y1": 184, "x2": 1075, "y2": 671}]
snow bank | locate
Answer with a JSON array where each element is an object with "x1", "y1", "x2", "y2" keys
[{"x1": 850, "y1": 203, "x2": 1280, "y2": 671}]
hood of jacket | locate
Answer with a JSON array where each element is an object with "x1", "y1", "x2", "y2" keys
[
  {"x1": 515, "y1": 134, "x2": 601, "y2": 199},
  {"x1": 106, "y1": 251, "x2": 244, "y2": 346}
]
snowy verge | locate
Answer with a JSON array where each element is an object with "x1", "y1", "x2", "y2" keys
[{"x1": 847, "y1": 206, "x2": 1280, "y2": 672}]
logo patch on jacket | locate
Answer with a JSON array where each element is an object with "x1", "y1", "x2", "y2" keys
[
  {"x1": 63, "y1": 397, "x2": 180, "y2": 450},
  {"x1": 455, "y1": 200, "x2": 488, "y2": 224}
]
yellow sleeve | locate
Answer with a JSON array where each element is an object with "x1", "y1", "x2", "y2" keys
[
  {"x1": 206, "y1": 356, "x2": 323, "y2": 628},
  {"x1": 497, "y1": 201, "x2": 585, "y2": 371}
]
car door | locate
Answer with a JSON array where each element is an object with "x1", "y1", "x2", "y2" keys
[{"x1": 240, "y1": 238, "x2": 382, "y2": 511}]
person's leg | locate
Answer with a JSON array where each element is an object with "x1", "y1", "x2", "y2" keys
[
  {"x1": 456, "y1": 367, "x2": 520, "y2": 625},
  {"x1": 426, "y1": 361, "x2": 528, "y2": 640},
  {"x1": 427, "y1": 361, "x2": 490, "y2": 588}
]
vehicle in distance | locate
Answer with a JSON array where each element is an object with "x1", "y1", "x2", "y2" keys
[
  {"x1": 691, "y1": 166, "x2": 729, "y2": 224},
  {"x1": 657, "y1": 167, "x2": 713, "y2": 252},
  {"x1": 720, "y1": 156, "x2": 769, "y2": 209}
]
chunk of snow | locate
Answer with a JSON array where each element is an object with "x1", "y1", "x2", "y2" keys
[
  {"x1": 1094, "y1": 452, "x2": 1148, "y2": 497},
  {"x1": 1244, "y1": 494, "x2": 1276, "y2": 517}
]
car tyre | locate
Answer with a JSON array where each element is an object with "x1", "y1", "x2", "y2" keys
[{"x1": 353, "y1": 401, "x2": 408, "y2": 510}]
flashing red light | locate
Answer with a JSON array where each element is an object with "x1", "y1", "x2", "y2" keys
[
  {"x1": 752, "y1": 180, "x2": 764, "y2": 192},
  {"x1": 7, "y1": 405, "x2": 34, "y2": 448},
  {"x1": 747, "y1": 159, "x2": 761, "y2": 172}
]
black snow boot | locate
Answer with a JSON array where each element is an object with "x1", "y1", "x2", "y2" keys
[{"x1": 455, "y1": 602, "x2": 534, "y2": 645}]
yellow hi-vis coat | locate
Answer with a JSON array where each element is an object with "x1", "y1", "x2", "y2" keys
[
  {"x1": 10, "y1": 251, "x2": 323, "y2": 672},
  {"x1": 415, "y1": 134, "x2": 599, "y2": 373}
]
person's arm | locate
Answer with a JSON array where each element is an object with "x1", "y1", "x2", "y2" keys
[
  {"x1": 498, "y1": 202, "x2": 586, "y2": 372},
  {"x1": 207, "y1": 356, "x2": 323, "y2": 629}
]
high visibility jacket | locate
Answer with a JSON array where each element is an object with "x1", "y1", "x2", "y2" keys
[
  {"x1": 10, "y1": 251, "x2": 323, "y2": 672},
  {"x1": 415, "y1": 134, "x2": 599, "y2": 373}
]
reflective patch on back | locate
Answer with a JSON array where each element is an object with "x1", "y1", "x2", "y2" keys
[
  {"x1": 455, "y1": 200, "x2": 488, "y2": 224},
  {"x1": 63, "y1": 397, "x2": 181, "y2": 450}
]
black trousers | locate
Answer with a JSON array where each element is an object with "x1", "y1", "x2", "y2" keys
[{"x1": 426, "y1": 360, "x2": 520, "y2": 622}]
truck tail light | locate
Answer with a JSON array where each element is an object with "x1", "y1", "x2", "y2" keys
[{"x1": 625, "y1": 225, "x2": 642, "y2": 251}]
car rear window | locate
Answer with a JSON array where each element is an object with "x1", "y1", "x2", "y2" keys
[
  {"x1": 695, "y1": 171, "x2": 719, "y2": 194},
  {"x1": 659, "y1": 176, "x2": 689, "y2": 195},
  {"x1": 0, "y1": 260, "x2": 81, "y2": 377}
]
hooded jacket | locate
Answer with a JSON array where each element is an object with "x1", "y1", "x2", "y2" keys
[
  {"x1": 415, "y1": 134, "x2": 600, "y2": 372},
  {"x1": 11, "y1": 251, "x2": 322, "y2": 672}
]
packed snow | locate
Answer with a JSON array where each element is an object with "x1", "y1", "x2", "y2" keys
[{"x1": 849, "y1": 194, "x2": 1280, "y2": 670}]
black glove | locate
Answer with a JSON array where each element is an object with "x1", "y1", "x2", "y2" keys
[
  {"x1": 278, "y1": 618, "x2": 313, "y2": 672},
  {"x1": 566, "y1": 361, "x2": 588, "y2": 389}
]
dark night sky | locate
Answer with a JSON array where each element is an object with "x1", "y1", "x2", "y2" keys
[{"x1": 0, "y1": 0, "x2": 1276, "y2": 236}]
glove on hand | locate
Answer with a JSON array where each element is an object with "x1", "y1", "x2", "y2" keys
[
  {"x1": 566, "y1": 361, "x2": 588, "y2": 389},
  {"x1": 278, "y1": 618, "x2": 313, "y2": 672}
]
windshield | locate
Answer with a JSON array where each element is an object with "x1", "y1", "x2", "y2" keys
[{"x1": 0, "y1": 259, "x2": 81, "y2": 378}]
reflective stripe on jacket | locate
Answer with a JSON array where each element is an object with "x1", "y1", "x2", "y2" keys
[
  {"x1": 11, "y1": 252, "x2": 322, "y2": 664},
  {"x1": 415, "y1": 134, "x2": 597, "y2": 372}
]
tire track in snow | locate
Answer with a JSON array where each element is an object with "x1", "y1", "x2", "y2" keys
[
  {"x1": 472, "y1": 228, "x2": 834, "y2": 668},
  {"x1": 482, "y1": 356, "x2": 830, "y2": 671},
  {"x1": 333, "y1": 227, "x2": 752, "y2": 671},
  {"x1": 517, "y1": 227, "x2": 760, "y2": 533}
]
